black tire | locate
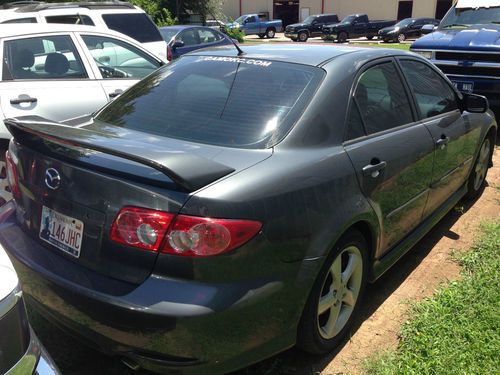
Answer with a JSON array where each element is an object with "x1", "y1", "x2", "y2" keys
[
  {"x1": 382, "y1": 38, "x2": 390, "y2": 43},
  {"x1": 297, "y1": 229, "x2": 368, "y2": 354},
  {"x1": 366, "y1": 35, "x2": 374, "y2": 40},
  {"x1": 257, "y1": 33, "x2": 266, "y2": 39},
  {"x1": 298, "y1": 31, "x2": 309, "y2": 42},
  {"x1": 266, "y1": 28, "x2": 276, "y2": 38},
  {"x1": 464, "y1": 136, "x2": 493, "y2": 200},
  {"x1": 397, "y1": 33, "x2": 406, "y2": 43},
  {"x1": 291, "y1": 38, "x2": 299, "y2": 42},
  {"x1": 338, "y1": 31, "x2": 348, "y2": 43}
]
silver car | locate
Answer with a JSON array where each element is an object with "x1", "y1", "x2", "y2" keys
[{"x1": 0, "y1": 23, "x2": 167, "y2": 203}]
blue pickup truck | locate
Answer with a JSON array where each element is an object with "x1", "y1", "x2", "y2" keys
[
  {"x1": 225, "y1": 14, "x2": 283, "y2": 38},
  {"x1": 411, "y1": 0, "x2": 500, "y2": 112}
]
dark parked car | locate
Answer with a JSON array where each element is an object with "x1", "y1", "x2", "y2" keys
[
  {"x1": 159, "y1": 25, "x2": 233, "y2": 60},
  {"x1": 379, "y1": 17, "x2": 440, "y2": 42},
  {"x1": 285, "y1": 13, "x2": 339, "y2": 42},
  {"x1": 322, "y1": 14, "x2": 396, "y2": 42},
  {"x1": 0, "y1": 44, "x2": 496, "y2": 374}
]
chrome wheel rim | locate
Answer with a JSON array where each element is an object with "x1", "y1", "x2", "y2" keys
[
  {"x1": 317, "y1": 245, "x2": 363, "y2": 340},
  {"x1": 397, "y1": 33, "x2": 405, "y2": 42},
  {"x1": 299, "y1": 33, "x2": 307, "y2": 41},
  {"x1": 0, "y1": 161, "x2": 11, "y2": 205},
  {"x1": 473, "y1": 139, "x2": 490, "y2": 191},
  {"x1": 268, "y1": 30, "x2": 275, "y2": 38}
]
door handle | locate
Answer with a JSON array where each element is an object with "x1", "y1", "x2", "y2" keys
[
  {"x1": 10, "y1": 96, "x2": 37, "y2": 105},
  {"x1": 108, "y1": 90, "x2": 123, "y2": 98},
  {"x1": 362, "y1": 159, "x2": 387, "y2": 178},
  {"x1": 436, "y1": 135, "x2": 450, "y2": 148}
]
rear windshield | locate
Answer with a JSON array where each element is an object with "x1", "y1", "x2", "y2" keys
[
  {"x1": 102, "y1": 13, "x2": 162, "y2": 43},
  {"x1": 96, "y1": 56, "x2": 323, "y2": 149}
]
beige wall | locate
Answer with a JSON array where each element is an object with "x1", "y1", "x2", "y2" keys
[{"x1": 223, "y1": 0, "x2": 448, "y2": 22}]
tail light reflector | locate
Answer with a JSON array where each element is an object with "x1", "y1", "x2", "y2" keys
[
  {"x1": 110, "y1": 207, "x2": 174, "y2": 252},
  {"x1": 162, "y1": 215, "x2": 262, "y2": 257},
  {"x1": 110, "y1": 207, "x2": 262, "y2": 256},
  {"x1": 5, "y1": 151, "x2": 21, "y2": 200},
  {"x1": 167, "y1": 45, "x2": 172, "y2": 61}
]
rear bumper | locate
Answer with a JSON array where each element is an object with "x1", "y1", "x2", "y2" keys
[{"x1": 0, "y1": 211, "x2": 312, "y2": 374}]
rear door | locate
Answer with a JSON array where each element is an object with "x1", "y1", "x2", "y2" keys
[
  {"x1": 77, "y1": 33, "x2": 162, "y2": 100},
  {"x1": 343, "y1": 59, "x2": 435, "y2": 256},
  {"x1": 0, "y1": 32, "x2": 107, "y2": 121},
  {"x1": 398, "y1": 58, "x2": 479, "y2": 218}
]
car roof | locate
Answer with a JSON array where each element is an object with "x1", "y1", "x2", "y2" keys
[
  {"x1": 3, "y1": 1, "x2": 137, "y2": 12},
  {"x1": 187, "y1": 44, "x2": 414, "y2": 67},
  {"x1": 160, "y1": 25, "x2": 198, "y2": 31}
]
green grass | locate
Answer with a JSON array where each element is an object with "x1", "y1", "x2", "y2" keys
[
  {"x1": 349, "y1": 42, "x2": 411, "y2": 50},
  {"x1": 365, "y1": 222, "x2": 500, "y2": 375}
]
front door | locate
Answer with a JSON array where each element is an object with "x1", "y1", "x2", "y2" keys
[
  {"x1": 343, "y1": 60, "x2": 435, "y2": 255},
  {"x1": 398, "y1": 59, "x2": 479, "y2": 218}
]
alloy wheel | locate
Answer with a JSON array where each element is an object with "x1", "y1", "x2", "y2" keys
[
  {"x1": 317, "y1": 245, "x2": 363, "y2": 339},
  {"x1": 473, "y1": 138, "x2": 491, "y2": 191},
  {"x1": 397, "y1": 33, "x2": 406, "y2": 42}
]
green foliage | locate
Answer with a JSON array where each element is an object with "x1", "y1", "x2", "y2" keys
[
  {"x1": 129, "y1": 0, "x2": 177, "y2": 27},
  {"x1": 224, "y1": 27, "x2": 245, "y2": 43},
  {"x1": 156, "y1": 8, "x2": 177, "y2": 27},
  {"x1": 365, "y1": 222, "x2": 500, "y2": 375}
]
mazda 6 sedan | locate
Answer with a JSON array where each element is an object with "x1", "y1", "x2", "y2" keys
[{"x1": 0, "y1": 45, "x2": 496, "y2": 374}]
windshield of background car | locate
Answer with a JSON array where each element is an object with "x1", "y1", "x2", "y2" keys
[
  {"x1": 303, "y1": 16, "x2": 316, "y2": 24},
  {"x1": 102, "y1": 13, "x2": 163, "y2": 42},
  {"x1": 234, "y1": 15, "x2": 246, "y2": 24},
  {"x1": 396, "y1": 18, "x2": 414, "y2": 27},
  {"x1": 96, "y1": 56, "x2": 324, "y2": 149},
  {"x1": 440, "y1": 6, "x2": 500, "y2": 27},
  {"x1": 342, "y1": 15, "x2": 356, "y2": 23},
  {"x1": 159, "y1": 28, "x2": 178, "y2": 42}
]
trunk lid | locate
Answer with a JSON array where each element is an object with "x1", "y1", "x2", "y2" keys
[{"x1": 5, "y1": 117, "x2": 271, "y2": 285}]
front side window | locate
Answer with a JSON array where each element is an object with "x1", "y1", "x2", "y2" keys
[
  {"x1": 177, "y1": 29, "x2": 200, "y2": 46},
  {"x1": 399, "y1": 59, "x2": 458, "y2": 119},
  {"x1": 95, "y1": 56, "x2": 323, "y2": 149},
  {"x1": 81, "y1": 35, "x2": 160, "y2": 79},
  {"x1": 3, "y1": 35, "x2": 87, "y2": 80},
  {"x1": 349, "y1": 62, "x2": 413, "y2": 136}
]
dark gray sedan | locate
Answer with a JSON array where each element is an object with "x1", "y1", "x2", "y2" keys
[{"x1": 0, "y1": 45, "x2": 496, "y2": 374}]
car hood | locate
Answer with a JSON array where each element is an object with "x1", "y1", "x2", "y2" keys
[
  {"x1": 225, "y1": 22, "x2": 240, "y2": 29},
  {"x1": 287, "y1": 22, "x2": 309, "y2": 29},
  {"x1": 411, "y1": 24, "x2": 500, "y2": 51},
  {"x1": 324, "y1": 22, "x2": 343, "y2": 28},
  {"x1": 379, "y1": 25, "x2": 400, "y2": 33},
  {"x1": 0, "y1": 234, "x2": 18, "y2": 301}
]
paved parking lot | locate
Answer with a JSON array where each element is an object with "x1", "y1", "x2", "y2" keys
[{"x1": 244, "y1": 32, "x2": 416, "y2": 45}]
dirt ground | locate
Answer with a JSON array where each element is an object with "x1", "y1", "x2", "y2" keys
[{"x1": 32, "y1": 145, "x2": 500, "y2": 375}]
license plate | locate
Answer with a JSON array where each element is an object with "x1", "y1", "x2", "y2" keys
[
  {"x1": 39, "y1": 206, "x2": 83, "y2": 258},
  {"x1": 452, "y1": 80, "x2": 474, "y2": 93}
]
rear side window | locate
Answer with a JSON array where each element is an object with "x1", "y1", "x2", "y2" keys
[
  {"x1": 348, "y1": 62, "x2": 413, "y2": 136},
  {"x1": 3, "y1": 35, "x2": 87, "y2": 80},
  {"x1": 399, "y1": 60, "x2": 458, "y2": 119},
  {"x1": 96, "y1": 56, "x2": 323, "y2": 148},
  {"x1": 46, "y1": 15, "x2": 95, "y2": 25},
  {"x1": 1, "y1": 17, "x2": 37, "y2": 24},
  {"x1": 102, "y1": 13, "x2": 162, "y2": 43}
]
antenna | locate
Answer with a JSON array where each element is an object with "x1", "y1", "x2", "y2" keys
[{"x1": 228, "y1": 36, "x2": 245, "y2": 56}]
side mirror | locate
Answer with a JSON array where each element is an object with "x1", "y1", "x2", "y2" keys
[
  {"x1": 171, "y1": 40, "x2": 185, "y2": 50},
  {"x1": 421, "y1": 24, "x2": 437, "y2": 34},
  {"x1": 462, "y1": 93, "x2": 489, "y2": 113}
]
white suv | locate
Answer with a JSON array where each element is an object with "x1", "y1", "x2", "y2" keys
[{"x1": 0, "y1": 1, "x2": 167, "y2": 58}]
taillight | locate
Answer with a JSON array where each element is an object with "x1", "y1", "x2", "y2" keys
[
  {"x1": 162, "y1": 215, "x2": 262, "y2": 257},
  {"x1": 5, "y1": 151, "x2": 21, "y2": 200},
  {"x1": 167, "y1": 45, "x2": 172, "y2": 61},
  {"x1": 110, "y1": 207, "x2": 174, "y2": 252},
  {"x1": 110, "y1": 207, "x2": 262, "y2": 256}
]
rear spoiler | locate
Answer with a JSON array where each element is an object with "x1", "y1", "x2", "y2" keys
[{"x1": 5, "y1": 117, "x2": 235, "y2": 192}]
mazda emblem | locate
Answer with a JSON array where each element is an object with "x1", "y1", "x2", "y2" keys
[{"x1": 45, "y1": 168, "x2": 61, "y2": 190}]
